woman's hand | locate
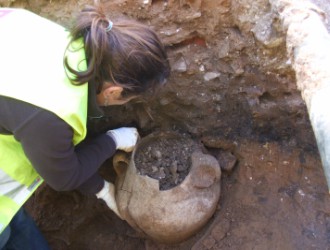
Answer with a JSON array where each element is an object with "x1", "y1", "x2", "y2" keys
[
  {"x1": 96, "y1": 181, "x2": 122, "y2": 219},
  {"x1": 107, "y1": 127, "x2": 139, "y2": 152}
]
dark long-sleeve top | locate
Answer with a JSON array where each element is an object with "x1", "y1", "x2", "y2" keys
[{"x1": 0, "y1": 88, "x2": 116, "y2": 195}]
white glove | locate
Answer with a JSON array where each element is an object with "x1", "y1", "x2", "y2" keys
[
  {"x1": 96, "y1": 181, "x2": 122, "y2": 219},
  {"x1": 107, "y1": 127, "x2": 139, "y2": 152}
]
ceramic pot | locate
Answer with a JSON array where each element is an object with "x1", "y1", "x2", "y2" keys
[{"x1": 113, "y1": 131, "x2": 221, "y2": 244}]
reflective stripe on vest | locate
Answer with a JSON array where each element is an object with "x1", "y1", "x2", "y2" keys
[
  {"x1": 0, "y1": 168, "x2": 41, "y2": 204},
  {"x1": 0, "y1": 135, "x2": 43, "y2": 233},
  {"x1": 0, "y1": 8, "x2": 88, "y2": 233},
  {"x1": 0, "y1": 168, "x2": 42, "y2": 232}
]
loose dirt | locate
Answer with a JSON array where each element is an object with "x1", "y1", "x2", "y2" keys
[{"x1": 134, "y1": 135, "x2": 197, "y2": 190}]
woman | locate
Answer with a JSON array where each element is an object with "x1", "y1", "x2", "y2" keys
[{"x1": 0, "y1": 3, "x2": 170, "y2": 249}]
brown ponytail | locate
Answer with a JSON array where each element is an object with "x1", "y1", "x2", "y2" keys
[{"x1": 64, "y1": 4, "x2": 170, "y2": 97}]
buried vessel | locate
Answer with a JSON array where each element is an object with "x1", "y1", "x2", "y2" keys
[{"x1": 113, "y1": 131, "x2": 221, "y2": 244}]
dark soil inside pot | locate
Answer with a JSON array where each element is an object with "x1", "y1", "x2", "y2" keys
[{"x1": 134, "y1": 135, "x2": 199, "y2": 190}]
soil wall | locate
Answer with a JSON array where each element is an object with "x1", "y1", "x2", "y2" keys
[{"x1": 1, "y1": 0, "x2": 315, "y2": 146}]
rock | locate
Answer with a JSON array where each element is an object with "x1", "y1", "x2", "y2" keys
[
  {"x1": 204, "y1": 71, "x2": 221, "y2": 81},
  {"x1": 216, "y1": 150, "x2": 237, "y2": 172},
  {"x1": 173, "y1": 57, "x2": 187, "y2": 72}
]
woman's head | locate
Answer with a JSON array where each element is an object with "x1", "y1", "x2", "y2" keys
[{"x1": 65, "y1": 4, "x2": 170, "y2": 105}]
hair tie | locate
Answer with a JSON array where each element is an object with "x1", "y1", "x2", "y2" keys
[{"x1": 106, "y1": 20, "x2": 113, "y2": 32}]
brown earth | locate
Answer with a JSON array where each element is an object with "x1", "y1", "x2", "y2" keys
[
  {"x1": 1, "y1": 0, "x2": 330, "y2": 249},
  {"x1": 25, "y1": 138, "x2": 330, "y2": 250}
]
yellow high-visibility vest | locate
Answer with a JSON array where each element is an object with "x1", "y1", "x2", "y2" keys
[{"x1": 0, "y1": 8, "x2": 88, "y2": 233}]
